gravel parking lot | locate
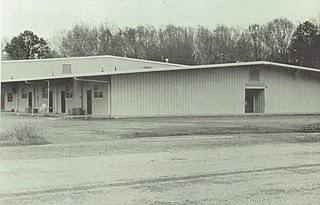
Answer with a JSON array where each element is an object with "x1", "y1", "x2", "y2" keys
[{"x1": 0, "y1": 113, "x2": 320, "y2": 204}]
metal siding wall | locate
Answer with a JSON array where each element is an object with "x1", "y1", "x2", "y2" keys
[
  {"x1": 111, "y1": 68, "x2": 246, "y2": 117},
  {"x1": 93, "y1": 83, "x2": 109, "y2": 116},
  {"x1": 261, "y1": 67, "x2": 320, "y2": 113},
  {"x1": 2, "y1": 57, "x2": 180, "y2": 82}
]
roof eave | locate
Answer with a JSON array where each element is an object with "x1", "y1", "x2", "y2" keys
[{"x1": 1, "y1": 61, "x2": 319, "y2": 83}]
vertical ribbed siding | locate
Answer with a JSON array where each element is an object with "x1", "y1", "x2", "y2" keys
[
  {"x1": 262, "y1": 67, "x2": 320, "y2": 113},
  {"x1": 5, "y1": 65, "x2": 319, "y2": 116},
  {"x1": 110, "y1": 66, "x2": 319, "y2": 117},
  {"x1": 1, "y1": 56, "x2": 180, "y2": 82},
  {"x1": 111, "y1": 67, "x2": 246, "y2": 117}
]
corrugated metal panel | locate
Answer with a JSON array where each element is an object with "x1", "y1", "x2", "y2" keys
[
  {"x1": 111, "y1": 66, "x2": 319, "y2": 117},
  {"x1": 3, "y1": 63, "x2": 319, "y2": 116},
  {"x1": 261, "y1": 66, "x2": 320, "y2": 113},
  {"x1": 111, "y1": 67, "x2": 246, "y2": 117},
  {"x1": 1, "y1": 55, "x2": 180, "y2": 82}
]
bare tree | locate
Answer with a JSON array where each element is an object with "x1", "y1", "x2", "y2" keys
[
  {"x1": 194, "y1": 26, "x2": 214, "y2": 64},
  {"x1": 263, "y1": 18, "x2": 295, "y2": 63},
  {"x1": 212, "y1": 25, "x2": 239, "y2": 63},
  {"x1": 58, "y1": 22, "x2": 100, "y2": 57},
  {"x1": 248, "y1": 24, "x2": 267, "y2": 60},
  {"x1": 54, "y1": 19, "x2": 314, "y2": 66},
  {"x1": 1, "y1": 37, "x2": 10, "y2": 60},
  {"x1": 158, "y1": 25, "x2": 195, "y2": 64},
  {"x1": 194, "y1": 25, "x2": 239, "y2": 64},
  {"x1": 234, "y1": 31, "x2": 255, "y2": 62}
]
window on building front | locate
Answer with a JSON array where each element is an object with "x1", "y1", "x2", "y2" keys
[
  {"x1": 249, "y1": 69, "x2": 260, "y2": 81},
  {"x1": 65, "y1": 86, "x2": 73, "y2": 98},
  {"x1": 94, "y1": 85, "x2": 103, "y2": 98},
  {"x1": 62, "y1": 64, "x2": 72, "y2": 74},
  {"x1": 21, "y1": 88, "x2": 27, "y2": 98},
  {"x1": 42, "y1": 87, "x2": 48, "y2": 98},
  {"x1": 8, "y1": 92, "x2": 13, "y2": 102}
]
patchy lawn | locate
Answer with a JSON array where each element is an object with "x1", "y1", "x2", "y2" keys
[{"x1": 1, "y1": 112, "x2": 320, "y2": 144}]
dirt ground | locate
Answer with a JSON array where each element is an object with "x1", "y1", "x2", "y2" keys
[{"x1": 0, "y1": 113, "x2": 320, "y2": 204}]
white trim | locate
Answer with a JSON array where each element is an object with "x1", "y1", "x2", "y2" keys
[
  {"x1": 245, "y1": 87, "x2": 265, "y2": 89},
  {"x1": 1, "y1": 54, "x2": 183, "y2": 67},
  {"x1": 263, "y1": 61, "x2": 320, "y2": 73},
  {"x1": 74, "y1": 77, "x2": 109, "y2": 84}
]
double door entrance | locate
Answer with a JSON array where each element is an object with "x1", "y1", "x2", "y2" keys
[{"x1": 245, "y1": 89, "x2": 265, "y2": 113}]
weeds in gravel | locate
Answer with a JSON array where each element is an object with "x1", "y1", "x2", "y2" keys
[{"x1": 0, "y1": 123, "x2": 50, "y2": 146}]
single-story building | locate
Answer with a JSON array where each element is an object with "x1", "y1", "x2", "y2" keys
[{"x1": 1, "y1": 55, "x2": 320, "y2": 117}]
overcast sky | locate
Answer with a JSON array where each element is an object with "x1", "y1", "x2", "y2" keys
[{"x1": 1, "y1": 0, "x2": 320, "y2": 40}]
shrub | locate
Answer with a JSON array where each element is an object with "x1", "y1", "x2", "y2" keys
[{"x1": 0, "y1": 123, "x2": 50, "y2": 146}]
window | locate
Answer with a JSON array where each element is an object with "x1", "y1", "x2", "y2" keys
[
  {"x1": 94, "y1": 85, "x2": 103, "y2": 98},
  {"x1": 62, "y1": 64, "x2": 72, "y2": 74},
  {"x1": 8, "y1": 92, "x2": 13, "y2": 102},
  {"x1": 21, "y1": 88, "x2": 27, "y2": 98},
  {"x1": 65, "y1": 86, "x2": 73, "y2": 98},
  {"x1": 249, "y1": 69, "x2": 259, "y2": 81},
  {"x1": 42, "y1": 87, "x2": 48, "y2": 98}
]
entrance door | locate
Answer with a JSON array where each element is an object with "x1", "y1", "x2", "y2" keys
[
  {"x1": 61, "y1": 91, "x2": 66, "y2": 113},
  {"x1": 87, "y1": 90, "x2": 92, "y2": 115},
  {"x1": 245, "y1": 90, "x2": 254, "y2": 113},
  {"x1": 49, "y1": 91, "x2": 53, "y2": 113},
  {"x1": 28, "y1": 92, "x2": 33, "y2": 107},
  {"x1": 245, "y1": 89, "x2": 265, "y2": 113},
  {"x1": 1, "y1": 91, "x2": 5, "y2": 111}
]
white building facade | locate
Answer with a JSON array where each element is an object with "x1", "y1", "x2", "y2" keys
[{"x1": 1, "y1": 56, "x2": 320, "y2": 117}]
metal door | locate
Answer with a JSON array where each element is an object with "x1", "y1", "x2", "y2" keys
[
  {"x1": 49, "y1": 91, "x2": 53, "y2": 113},
  {"x1": 61, "y1": 91, "x2": 66, "y2": 113},
  {"x1": 28, "y1": 92, "x2": 32, "y2": 107},
  {"x1": 1, "y1": 91, "x2": 5, "y2": 110},
  {"x1": 87, "y1": 90, "x2": 92, "y2": 115}
]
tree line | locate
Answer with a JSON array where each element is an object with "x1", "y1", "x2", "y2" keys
[{"x1": 2, "y1": 17, "x2": 320, "y2": 68}]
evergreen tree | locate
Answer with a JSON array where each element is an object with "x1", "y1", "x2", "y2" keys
[
  {"x1": 4, "y1": 30, "x2": 51, "y2": 60},
  {"x1": 289, "y1": 21, "x2": 318, "y2": 67}
]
